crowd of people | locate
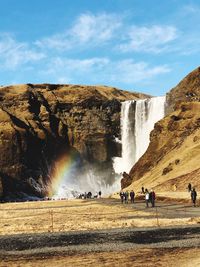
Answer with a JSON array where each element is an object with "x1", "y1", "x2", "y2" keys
[
  {"x1": 75, "y1": 182, "x2": 198, "y2": 209},
  {"x1": 119, "y1": 184, "x2": 198, "y2": 208},
  {"x1": 120, "y1": 190, "x2": 135, "y2": 204},
  {"x1": 78, "y1": 191, "x2": 102, "y2": 199},
  {"x1": 120, "y1": 188, "x2": 156, "y2": 208}
]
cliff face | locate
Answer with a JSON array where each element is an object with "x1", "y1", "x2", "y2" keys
[
  {"x1": 123, "y1": 67, "x2": 200, "y2": 192},
  {"x1": 0, "y1": 84, "x2": 147, "y2": 200},
  {"x1": 166, "y1": 66, "x2": 200, "y2": 113}
]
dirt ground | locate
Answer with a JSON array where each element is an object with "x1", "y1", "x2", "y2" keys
[
  {"x1": 0, "y1": 196, "x2": 200, "y2": 266},
  {"x1": 1, "y1": 247, "x2": 200, "y2": 267}
]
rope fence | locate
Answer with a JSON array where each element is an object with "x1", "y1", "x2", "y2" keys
[{"x1": 0, "y1": 200, "x2": 199, "y2": 234}]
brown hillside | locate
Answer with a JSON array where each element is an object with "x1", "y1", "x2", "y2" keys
[{"x1": 123, "y1": 67, "x2": 200, "y2": 193}]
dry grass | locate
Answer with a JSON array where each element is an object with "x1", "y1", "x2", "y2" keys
[
  {"x1": 127, "y1": 128, "x2": 200, "y2": 194},
  {"x1": 0, "y1": 197, "x2": 199, "y2": 236},
  {"x1": 0, "y1": 198, "x2": 152, "y2": 235}
]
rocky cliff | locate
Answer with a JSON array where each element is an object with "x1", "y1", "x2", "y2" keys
[
  {"x1": 124, "y1": 67, "x2": 200, "y2": 192},
  {"x1": 166, "y1": 66, "x2": 200, "y2": 112},
  {"x1": 0, "y1": 84, "x2": 148, "y2": 200}
]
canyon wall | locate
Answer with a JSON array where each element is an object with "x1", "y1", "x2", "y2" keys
[{"x1": 0, "y1": 84, "x2": 148, "y2": 200}]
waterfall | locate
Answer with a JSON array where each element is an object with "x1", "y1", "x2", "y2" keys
[
  {"x1": 53, "y1": 96, "x2": 166, "y2": 198},
  {"x1": 113, "y1": 96, "x2": 166, "y2": 174}
]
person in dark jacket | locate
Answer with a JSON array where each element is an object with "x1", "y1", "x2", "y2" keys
[
  {"x1": 141, "y1": 186, "x2": 145, "y2": 194},
  {"x1": 120, "y1": 191, "x2": 124, "y2": 203},
  {"x1": 191, "y1": 188, "x2": 197, "y2": 207},
  {"x1": 130, "y1": 190, "x2": 135, "y2": 203},
  {"x1": 124, "y1": 191, "x2": 129, "y2": 204},
  {"x1": 188, "y1": 183, "x2": 192, "y2": 192},
  {"x1": 149, "y1": 189, "x2": 156, "y2": 207}
]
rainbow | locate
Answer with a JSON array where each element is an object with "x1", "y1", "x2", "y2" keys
[{"x1": 48, "y1": 149, "x2": 80, "y2": 197}]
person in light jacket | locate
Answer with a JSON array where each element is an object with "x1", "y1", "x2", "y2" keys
[{"x1": 145, "y1": 189, "x2": 149, "y2": 208}]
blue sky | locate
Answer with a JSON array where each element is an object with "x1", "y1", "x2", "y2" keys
[{"x1": 0, "y1": 0, "x2": 200, "y2": 95}]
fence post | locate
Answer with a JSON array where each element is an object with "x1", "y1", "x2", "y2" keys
[
  {"x1": 156, "y1": 207, "x2": 160, "y2": 227},
  {"x1": 50, "y1": 210, "x2": 54, "y2": 232}
]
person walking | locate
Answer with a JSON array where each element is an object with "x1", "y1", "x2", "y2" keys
[
  {"x1": 130, "y1": 190, "x2": 135, "y2": 203},
  {"x1": 149, "y1": 189, "x2": 156, "y2": 207},
  {"x1": 124, "y1": 191, "x2": 129, "y2": 204},
  {"x1": 141, "y1": 186, "x2": 145, "y2": 194},
  {"x1": 120, "y1": 191, "x2": 124, "y2": 204},
  {"x1": 191, "y1": 188, "x2": 197, "y2": 207},
  {"x1": 188, "y1": 183, "x2": 192, "y2": 192},
  {"x1": 145, "y1": 189, "x2": 149, "y2": 208}
]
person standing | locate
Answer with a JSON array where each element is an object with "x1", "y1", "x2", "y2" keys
[
  {"x1": 191, "y1": 188, "x2": 197, "y2": 207},
  {"x1": 130, "y1": 190, "x2": 135, "y2": 203},
  {"x1": 188, "y1": 183, "x2": 192, "y2": 192},
  {"x1": 141, "y1": 186, "x2": 145, "y2": 194},
  {"x1": 124, "y1": 191, "x2": 129, "y2": 204},
  {"x1": 145, "y1": 189, "x2": 149, "y2": 208},
  {"x1": 149, "y1": 189, "x2": 156, "y2": 207},
  {"x1": 120, "y1": 191, "x2": 124, "y2": 204}
]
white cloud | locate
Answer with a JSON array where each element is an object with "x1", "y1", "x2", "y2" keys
[
  {"x1": 110, "y1": 59, "x2": 170, "y2": 83},
  {"x1": 0, "y1": 34, "x2": 45, "y2": 70},
  {"x1": 36, "y1": 13, "x2": 122, "y2": 50},
  {"x1": 35, "y1": 12, "x2": 180, "y2": 56},
  {"x1": 70, "y1": 13, "x2": 121, "y2": 43},
  {"x1": 44, "y1": 57, "x2": 170, "y2": 85},
  {"x1": 119, "y1": 25, "x2": 178, "y2": 53},
  {"x1": 45, "y1": 57, "x2": 110, "y2": 79}
]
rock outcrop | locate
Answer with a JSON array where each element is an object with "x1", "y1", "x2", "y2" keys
[
  {"x1": 123, "y1": 67, "x2": 200, "y2": 192},
  {"x1": 166, "y1": 66, "x2": 200, "y2": 113},
  {"x1": 0, "y1": 84, "x2": 148, "y2": 200}
]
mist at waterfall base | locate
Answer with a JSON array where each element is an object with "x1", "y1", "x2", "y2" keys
[
  {"x1": 50, "y1": 151, "x2": 119, "y2": 199},
  {"x1": 51, "y1": 96, "x2": 166, "y2": 199}
]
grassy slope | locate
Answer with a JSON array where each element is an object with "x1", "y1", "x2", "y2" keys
[{"x1": 126, "y1": 101, "x2": 200, "y2": 193}]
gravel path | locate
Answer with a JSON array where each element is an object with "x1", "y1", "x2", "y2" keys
[
  {"x1": 128, "y1": 199, "x2": 200, "y2": 218},
  {"x1": 0, "y1": 225, "x2": 200, "y2": 259}
]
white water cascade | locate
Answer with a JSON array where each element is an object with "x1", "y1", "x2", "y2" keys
[
  {"x1": 53, "y1": 96, "x2": 166, "y2": 199},
  {"x1": 113, "y1": 96, "x2": 166, "y2": 174}
]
